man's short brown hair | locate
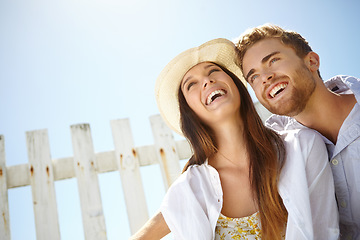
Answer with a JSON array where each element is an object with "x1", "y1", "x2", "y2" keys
[{"x1": 235, "y1": 24, "x2": 313, "y2": 71}]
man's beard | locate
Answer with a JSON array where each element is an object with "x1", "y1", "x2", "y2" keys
[{"x1": 265, "y1": 64, "x2": 316, "y2": 117}]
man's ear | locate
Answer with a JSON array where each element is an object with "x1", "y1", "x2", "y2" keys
[{"x1": 304, "y1": 52, "x2": 320, "y2": 72}]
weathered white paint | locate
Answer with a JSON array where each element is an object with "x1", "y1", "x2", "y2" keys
[
  {"x1": 110, "y1": 119, "x2": 149, "y2": 234},
  {"x1": 70, "y1": 124, "x2": 107, "y2": 240},
  {"x1": 150, "y1": 115, "x2": 181, "y2": 190},
  {"x1": 26, "y1": 130, "x2": 60, "y2": 240},
  {"x1": 0, "y1": 116, "x2": 193, "y2": 239},
  {"x1": 0, "y1": 135, "x2": 11, "y2": 240}
]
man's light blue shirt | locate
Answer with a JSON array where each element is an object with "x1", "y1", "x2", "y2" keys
[{"x1": 265, "y1": 75, "x2": 360, "y2": 240}]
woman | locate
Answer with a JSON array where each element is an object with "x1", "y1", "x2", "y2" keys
[{"x1": 131, "y1": 39, "x2": 339, "y2": 239}]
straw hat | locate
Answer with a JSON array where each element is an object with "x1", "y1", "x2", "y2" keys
[{"x1": 155, "y1": 38, "x2": 246, "y2": 135}]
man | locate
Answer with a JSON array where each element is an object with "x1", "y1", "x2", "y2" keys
[{"x1": 235, "y1": 24, "x2": 359, "y2": 239}]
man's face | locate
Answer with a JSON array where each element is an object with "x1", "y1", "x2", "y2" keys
[{"x1": 242, "y1": 38, "x2": 316, "y2": 117}]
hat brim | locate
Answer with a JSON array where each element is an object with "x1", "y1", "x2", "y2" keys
[{"x1": 155, "y1": 38, "x2": 246, "y2": 135}]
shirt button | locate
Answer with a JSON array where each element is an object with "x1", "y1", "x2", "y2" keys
[
  {"x1": 340, "y1": 200, "x2": 347, "y2": 208},
  {"x1": 332, "y1": 159, "x2": 339, "y2": 165}
]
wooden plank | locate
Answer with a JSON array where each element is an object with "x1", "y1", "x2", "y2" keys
[
  {"x1": 7, "y1": 163, "x2": 29, "y2": 189},
  {"x1": 0, "y1": 135, "x2": 11, "y2": 240},
  {"x1": 110, "y1": 119, "x2": 149, "y2": 234},
  {"x1": 70, "y1": 124, "x2": 107, "y2": 240},
  {"x1": 52, "y1": 157, "x2": 74, "y2": 180},
  {"x1": 137, "y1": 145, "x2": 157, "y2": 166},
  {"x1": 96, "y1": 151, "x2": 116, "y2": 173},
  {"x1": 7, "y1": 140, "x2": 192, "y2": 190},
  {"x1": 26, "y1": 130, "x2": 60, "y2": 240},
  {"x1": 150, "y1": 115, "x2": 181, "y2": 190}
]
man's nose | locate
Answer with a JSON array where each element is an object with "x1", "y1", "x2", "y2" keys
[{"x1": 262, "y1": 71, "x2": 274, "y2": 83}]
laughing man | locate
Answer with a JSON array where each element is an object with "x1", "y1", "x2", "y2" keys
[{"x1": 235, "y1": 24, "x2": 360, "y2": 240}]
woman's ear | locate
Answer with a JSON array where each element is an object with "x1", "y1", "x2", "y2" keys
[{"x1": 304, "y1": 52, "x2": 320, "y2": 72}]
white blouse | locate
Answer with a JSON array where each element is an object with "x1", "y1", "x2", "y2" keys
[{"x1": 160, "y1": 128, "x2": 339, "y2": 240}]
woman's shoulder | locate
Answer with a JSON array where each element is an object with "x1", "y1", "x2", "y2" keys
[
  {"x1": 163, "y1": 162, "x2": 221, "y2": 205},
  {"x1": 170, "y1": 163, "x2": 211, "y2": 187}
]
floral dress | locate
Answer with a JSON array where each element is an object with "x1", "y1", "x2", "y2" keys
[{"x1": 215, "y1": 212, "x2": 262, "y2": 240}]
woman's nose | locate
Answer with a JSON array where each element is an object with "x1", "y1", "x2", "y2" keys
[{"x1": 203, "y1": 78, "x2": 214, "y2": 88}]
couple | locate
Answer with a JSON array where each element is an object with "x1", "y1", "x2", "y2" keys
[{"x1": 131, "y1": 24, "x2": 360, "y2": 240}]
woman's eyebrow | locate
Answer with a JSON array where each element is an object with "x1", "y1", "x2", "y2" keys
[
  {"x1": 182, "y1": 63, "x2": 217, "y2": 89},
  {"x1": 204, "y1": 63, "x2": 215, "y2": 69},
  {"x1": 182, "y1": 75, "x2": 193, "y2": 89}
]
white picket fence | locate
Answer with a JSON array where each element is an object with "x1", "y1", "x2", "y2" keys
[
  {"x1": 0, "y1": 103, "x2": 271, "y2": 240},
  {"x1": 0, "y1": 115, "x2": 192, "y2": 240}
]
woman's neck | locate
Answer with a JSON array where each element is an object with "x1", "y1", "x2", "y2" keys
[{"x1": 210, "y1": 119, "x2": 249, "y2": 168}]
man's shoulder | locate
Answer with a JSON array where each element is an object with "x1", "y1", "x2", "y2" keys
[
  {"x1": 325, "y1": 75, "x2": 360, "y2": 95},
  {"x1": 265, "y1": 114, "x2": 302, "y2": 131},
  {"x1": 266, "y1": 114, "x2": 321, "y2": 141}
]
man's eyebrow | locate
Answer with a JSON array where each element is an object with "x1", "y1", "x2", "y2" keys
[
  {"x1": 245, "y1": 69, "x2": 255, "y2": 82},
  {"x1": 245, "y1": 51, "x2": 280, "y2": 81},
  {"x1": 262, "y1": 51, "x2": 280, "y2": 64}
]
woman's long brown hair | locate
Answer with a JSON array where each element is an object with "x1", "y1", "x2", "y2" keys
[{"x1": 178, "y1": 63, "x2": 288, "y2": 240}]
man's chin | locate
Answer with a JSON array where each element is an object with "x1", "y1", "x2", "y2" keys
[{"x1": 265, "y1": 104, "x2": 302, "y2": 117}]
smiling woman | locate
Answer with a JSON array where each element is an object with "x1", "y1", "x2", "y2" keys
[{"x1": 130, "y1": 38, "x2": 339, "y2": 240}]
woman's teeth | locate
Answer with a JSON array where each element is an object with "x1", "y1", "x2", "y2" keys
[{"x1": 207, "y1": 89, "x2": 226, "y2": 105}]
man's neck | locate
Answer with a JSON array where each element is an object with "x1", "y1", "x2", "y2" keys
[{"x1": 294, "y1": 86, "x2": 356, "y2": 144}]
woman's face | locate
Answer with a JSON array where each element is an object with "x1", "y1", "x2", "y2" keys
[{"x1": 180, "y1": 62, "x2": 241, "y2": 127}]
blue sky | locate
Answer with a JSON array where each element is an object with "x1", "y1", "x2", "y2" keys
[{"x1": 1, "y1": 0, "x2": 359, "y2": 239}]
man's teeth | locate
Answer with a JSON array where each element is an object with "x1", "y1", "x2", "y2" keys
[
  {"x1": 270, "y1": 83, "x2": 288, "y2": 98},
  {"x1": 207, "y1": 89, "x2": 226, "y2": 105}
]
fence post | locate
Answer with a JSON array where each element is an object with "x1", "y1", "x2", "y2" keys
[
  {"x1": 150, "y1": 115, "x2": 181, "y2": 190},
  {"x1": 0, "y1": 135, "x2": 11, "y2": 240},
  {"x1": 70, "y1": 124, "x2": 107, "y2": 240},
  {"x1": 26, "y1": 130, "x2": 61, "y2": 240},
  {"x1": 110, "y1": 119, "x2": 149, "y2": 234}
]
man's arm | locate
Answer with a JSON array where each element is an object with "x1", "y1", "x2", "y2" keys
[
  {"x1": 129, "y1": 211, "x2": 170, "y2": 240},
  {"x1": 301, "y1": 130, "x2": 340, "y2": 239}
]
